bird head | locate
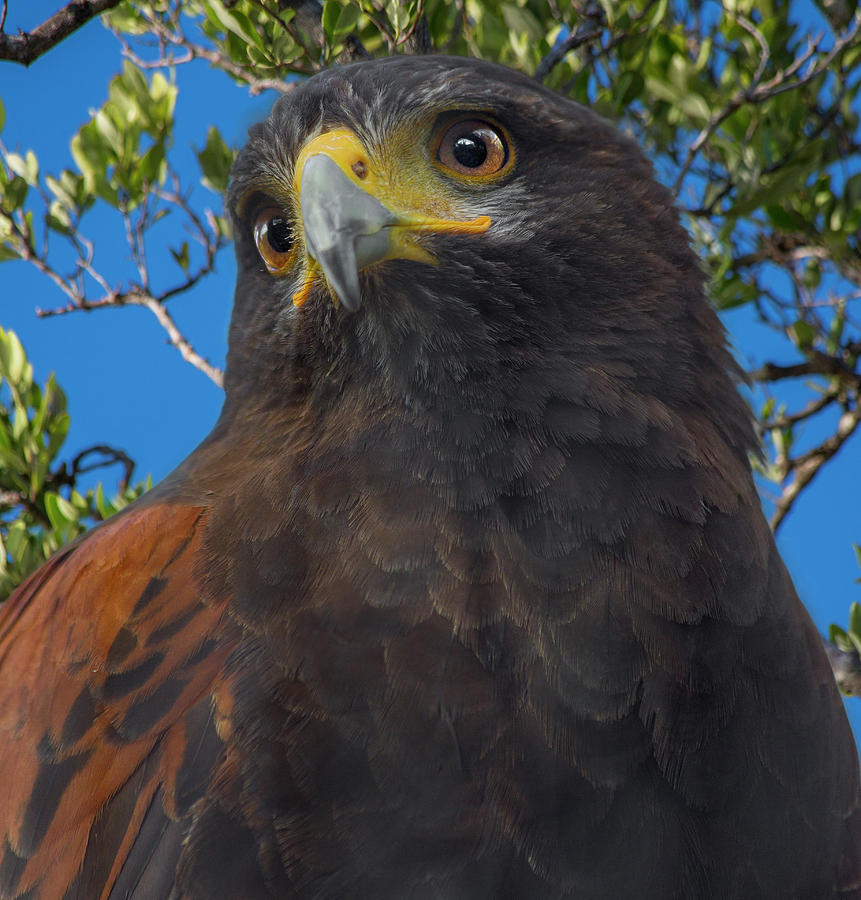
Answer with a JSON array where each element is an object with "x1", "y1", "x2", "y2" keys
[{"x1": 224, "y1": 56, "x2": 747, "y2": 458}]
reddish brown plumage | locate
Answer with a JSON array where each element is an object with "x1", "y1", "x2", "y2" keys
[
  {"x1": 0, "y1": 56, "x2": 858, "y2": 899},
  {"x1": 0, "y1": 503, "x2": 236, "y2": 898}
]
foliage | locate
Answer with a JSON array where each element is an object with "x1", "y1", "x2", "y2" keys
[
  {"x1": 831, "y1": 599, "x2": 861, "y2": 655},
  {"x1": 0, "y1": 0, "x2": 859, "y2": 671},
  {"x1": 829, "y1": 585, "x2": 861, "y2": 696},
  {"x1": 0, "y1": 328, "x2": 149, "y2": 598}
]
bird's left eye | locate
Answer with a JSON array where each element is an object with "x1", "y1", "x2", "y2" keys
[
  {"x1": 436, "y1": 119, "x2": 509, "y2": 178},
  {"x1": 253, "y1": 207, "x2": 296, "y2": 273}
]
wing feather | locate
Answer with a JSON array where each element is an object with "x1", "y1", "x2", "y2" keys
[{"x1": 0, "y1": 503, "x2": 233, "y2": 900}]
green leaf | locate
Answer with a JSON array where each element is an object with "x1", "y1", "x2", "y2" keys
[
  {"x1": 94, "y1": 482, "x2": 111, "y2": 519},
  {"x1": 205, "y1": 0, "x2": 265, "y2": 51},
  {"x1": 196, "y1": 126, "x2": 235, "y2": 194},
  {"x1": 46, "y1": 200, "x2": 72, "y2": 234},
  {"x1": 149, "y1": 71, "x2": 177, "y2": 124},
  {"x1": 3, "y1": 175, "x2": 28, "y2": 211},
  {"x1": 170, "y1": 241, "x2": 190, "y2": 273},
  {"x1": 386, "y1": 0, "x2": 412, "y2": 36},
  {"x1": 46, "y1": 174, "x2": 75, "y2": 211},
  {"x1": 44, "y1": 491, "x2": 80, "y2": 531},
  {"x1": 0, "y1": 328, "x2": 27, "y2": 385},
  {"x1": 764, "y1": 204, "x2": 801, "y2": 230},
  {"x1": 139, "y1": 142, "x2": 167, "y2": 186},
  {"x1": 4, "y1": 519, "x2": 29, "y2": 561},
  {"x1": 71, "y1": 124, "x2": 110, "y2": 183},
  {"x1": 103, "y1": 3, "x2": 153, "y2": 35},
  {"x1": 830, "y1": 623, "x2": 849, "y2": 647},
  {"x1": 0, "y1": 96, "x2": 5, "y2": 133},
  {"x1": 789, "y1": 320, "x2": 815, "y2": 349},
  {"x1": 5, "y1": 151, "x2": 39, "y2": 186},
  {"x1": 95, "y1": 108, "x2": 125, "y2": 158},
  {"x1": 322, "y1": 0, "x2": 342, "y2": 41},
  {"x1": 323, "y1": 1, "x2": 360, "y2": 42},
  {"x1": 849, "y1": 601, "x2": 861, "y2": 638}
]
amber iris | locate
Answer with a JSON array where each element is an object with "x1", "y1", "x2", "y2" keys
[
  {"x1": 437, "y1": 119, "x2": 508, "y2": 177},
  {"x1": 254, "y1": 207, "x2": 296, "y2": 272}
]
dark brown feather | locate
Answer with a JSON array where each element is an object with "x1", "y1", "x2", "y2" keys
[{"x1": 0, "y1": 56, "x2": 858, "y2": 898}]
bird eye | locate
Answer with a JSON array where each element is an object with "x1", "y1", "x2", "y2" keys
[
  {"x1": 437, "y1": 119, "x2": 509, "y2": 178},
  {"x1": 253, "y1": 207, "x2": 296, "y2": 273}
]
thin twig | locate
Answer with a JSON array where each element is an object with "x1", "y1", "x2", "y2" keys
[
  {"x1": 750, "y1": 353, "x2": 857, "y2": 383},
  {"x1": 762, "y1": 388, "x2": 839, "y2": 431},
  {"x1": 536, "y1": 0, "x2": 659, "y2": 83},
  {"x1": 0, "y1": 489, "x2": 24, "y2": 508},
  {"x1": 534, "y1": 2, "x2": 604, "y2": 82},
  {"x1": 0, "y1": 0, "x2": 123, "y2": 66},
  {"x1": 771, "y1": 403, "x2": 861, "y2": 530},
  {"x1": 68, "y1": 444, "x2": 135, "y2": 491},
  {"x1": 0, "y1": 206, "x2": 80, "y2": 304},
  {"x1": 674, "y1": 12, "x2": 861, "y2": 195},
  {"x1": 737, "y1": 16, "x2": 770, "y2": 89},
  {"x1": 112, "y1": 6, "x2": 310, "y2": 93},
  {"x1": 137, "y1": 295, "x2": 223, "y2": 387}
]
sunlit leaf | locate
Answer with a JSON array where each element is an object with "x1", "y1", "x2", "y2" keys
[{"x1": 197, "y1": 126, "x2": 235, "y2": 194}]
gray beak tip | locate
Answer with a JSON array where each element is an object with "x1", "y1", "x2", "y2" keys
[{"x1": 300, "y1": 153, "x2": 398, "y2": 314}]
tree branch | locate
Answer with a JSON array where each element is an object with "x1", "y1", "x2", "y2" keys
[
  {"x1": 138, "y1": 295, "x2": 224, "y2": 387},
  {"x1": 770, "y1": 403, "x2": 861, "y2": 530},
  {"x1": 750, "y1": 352, "x2": 857, "y2": 383},
  {"x1": 763, "y1": 389, "x2": 839, "y2": 431},
  {"x1": 0, "y1": 0, "x2": 123, "y2": 66},
  {"x1": 674, "y1": 12, "x2": 861, "y2": 195},
  {"x1": 535, "y1": 25, "x2": 601, "y2": 82},
  {"x1": 67, "y1": 444, "x2": 134, "y2": 491}
]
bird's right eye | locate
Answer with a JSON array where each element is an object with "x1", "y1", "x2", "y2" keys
[{"x1": 253, "y1": 207, "x2": 296, "y2": 273}]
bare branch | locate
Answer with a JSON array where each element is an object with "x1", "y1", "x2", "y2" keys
[
  {"x1": 674, "y1": 12, "x2": 861, "y2": 195},
  {"x1": 110, "y1": 3, "x2": 312, "y2": 93},
  {"x1": 34, "y1": 284, "x2": 225, "y2": 387},
  {"x1": 0, "y1": 489, "x2": 24, "y2": 508},
  {"x1": 3, "y1": 128, "x2": 228, "y2": 389},
  {"x1": 750, "y1": 353, "x2": 857, "y2": 383},
  {"x1": 0, "y1": 0, "x2": 123, "y2": 66},
  {"x1": 0, "y1": 203, "x2": 80, "y2": 305},
  {"x1": 535, "y1": 2, "x2": 604, "y2": 83},
  {"x1": 68, "y1": 444, "x2": 134, "y2": 491},
  {"x1": 762, "y1": 389, "x2": 839, "y2": 431},
  {"x1": 137, "y1": 295, "x2": 223, "y2": 388},
  {"x1": 119, "y1": 29, "x2": 300, "y2": 94},
  {"x1": 771, "y1": 403, "x2": 861, "y2": 530},
  {"x1": 736, "y1": 16, "x2": 770, "y2": 90}
]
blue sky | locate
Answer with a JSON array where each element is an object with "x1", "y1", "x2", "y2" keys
[{"x1": 1, "y1": 2, "x2": 859, "y2": 740}]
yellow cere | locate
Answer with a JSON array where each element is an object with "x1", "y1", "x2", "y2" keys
[{"x1": 290, "y1": 126, "x2": 492, "y2": 308}]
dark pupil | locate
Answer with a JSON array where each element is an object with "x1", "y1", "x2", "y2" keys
[
  {"x1": 453, "y1": 133, "x2": 488, "y2": 168},
  {"x1": 267, "y1": 217, "x2": 293, "y2": 253}
]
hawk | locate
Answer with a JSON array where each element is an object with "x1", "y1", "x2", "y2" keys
[{"x1": 0, "y1": 56, "x2": 858, "y2": 899}]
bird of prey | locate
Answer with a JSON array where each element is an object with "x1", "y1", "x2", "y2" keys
[{"x1": 0, "y1": 56, "x2": 858, "y2": 899}]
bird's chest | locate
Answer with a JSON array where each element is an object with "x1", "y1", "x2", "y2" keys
[{"x1": 207, "y1": 432, "x2": 655, "y2": 872}]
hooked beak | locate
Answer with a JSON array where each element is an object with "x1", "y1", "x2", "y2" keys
[{"x1": 292, "y1": 129, "x2": 490, "y2": 311}]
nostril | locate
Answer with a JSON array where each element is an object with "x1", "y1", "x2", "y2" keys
[{"x1": 351, "y1": 159, "x2": 368, "y2": 179}]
